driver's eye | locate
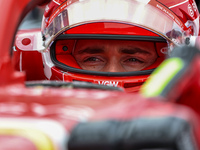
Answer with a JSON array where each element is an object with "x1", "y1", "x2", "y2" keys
[
  {"x1": 125, "y1": 58, "x2": 143, "y2": 63},
  {"x1": 127, "y1": 58, "x2": 137, "y2": 62},
  {"x1": 84, "y1": 57, "x2": 100, "y2": 62}
]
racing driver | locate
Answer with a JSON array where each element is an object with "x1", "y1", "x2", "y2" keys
[{"x1": 40, "y1": 0, "x2": 200, "y2": 92}]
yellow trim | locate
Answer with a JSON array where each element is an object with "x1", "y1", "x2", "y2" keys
[
  {"x1": 0, "y1": 128, "x2": 54, "y2": 150},
  {"x1": 141, "y1": 57, "x2": 184, "y2": 97}
]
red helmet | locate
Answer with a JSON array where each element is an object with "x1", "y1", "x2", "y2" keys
[{"x1": 40, "y1": 0, "x2": 199, "y2": 92}]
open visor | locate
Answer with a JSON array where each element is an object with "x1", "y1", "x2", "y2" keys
[
  {"x1": 42, "y1": 0, "x2": 188, "y2": 48},
  {"x1": 50, "y1": 33, "x2": 167, "y2": 75}
]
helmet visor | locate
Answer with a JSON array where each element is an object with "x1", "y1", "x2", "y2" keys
[{"x1": 42, "y1": 0, "x2": 186, "y2": 48}]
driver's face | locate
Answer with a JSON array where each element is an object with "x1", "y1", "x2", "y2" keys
[{"x1": 73, "y1": 39, "x2": 158, "y2": 72}]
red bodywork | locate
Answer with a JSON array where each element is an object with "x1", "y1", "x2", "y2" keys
[{"x1": 1, "y1": 0, "x2": 200, "y2": 149}]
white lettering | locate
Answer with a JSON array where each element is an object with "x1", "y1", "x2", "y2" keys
[
  {"x1": 156, "y1": 4, "x2": 163, "y2": 10},
  {"x1": 98, "y1": 81, "x2": 119, "y2": 87}
]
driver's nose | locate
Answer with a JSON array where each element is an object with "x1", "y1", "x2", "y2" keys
[{"x1": 103, "y1": 60, "x2": 125, "y2": 72}]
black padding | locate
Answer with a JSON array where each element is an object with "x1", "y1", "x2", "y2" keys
[{"x1": 68, "y1": 117, "x2": 197, "y2": 150}]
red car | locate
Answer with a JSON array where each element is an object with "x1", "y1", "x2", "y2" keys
[{"x1": 1, "y1": 0, "x2": 200, "y2": 149}]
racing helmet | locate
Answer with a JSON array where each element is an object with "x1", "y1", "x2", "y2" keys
[{"x1": 41, "y1": 0, "x2": 199, "y2": 92}]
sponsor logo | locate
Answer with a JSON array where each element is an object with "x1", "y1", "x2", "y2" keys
[
  {"x1": 97, "y1": 81, "x2": 119, "y2": 87},
  {"x1": 160, "y1": 47, "x2": 168, "y2": 54}
]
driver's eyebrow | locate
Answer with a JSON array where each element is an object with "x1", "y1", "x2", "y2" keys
[
  {"x1": 120, "y1": 47, "x2": 151, "y2": 55},
  {"x1": 76, "y1": 47, "x2": 105, "y2": 54}
]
